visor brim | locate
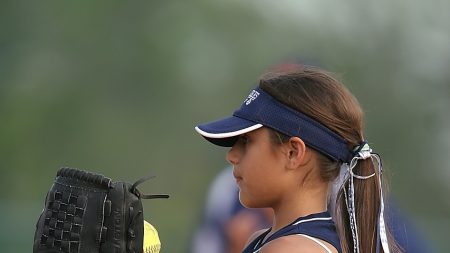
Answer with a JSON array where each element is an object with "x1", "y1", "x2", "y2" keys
[{"x1": 195, "y1": 116, "x2": 263, "y2": 147}]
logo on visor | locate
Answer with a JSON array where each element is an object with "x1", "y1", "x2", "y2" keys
[{"x1": 244, "y1": 90, "x2": 260, "y2": 105}]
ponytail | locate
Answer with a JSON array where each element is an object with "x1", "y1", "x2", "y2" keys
[{"x1": 334, "y1": 144, "x2": 403, "y2": 253}]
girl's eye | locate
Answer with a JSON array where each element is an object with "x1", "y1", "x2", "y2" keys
[{"x1": 238, "y1": 135, "x2": 249, "y2": 145}]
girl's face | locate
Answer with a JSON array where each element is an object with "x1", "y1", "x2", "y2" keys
[{"x1": 226, "y1": 127, "x2": 291, "y2": 209}]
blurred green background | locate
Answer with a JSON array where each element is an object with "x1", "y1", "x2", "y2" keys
[{"x1": 1, "y1": 0, "x2": 449, "y2": 252}]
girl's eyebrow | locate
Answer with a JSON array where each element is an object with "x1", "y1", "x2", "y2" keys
[{"x1": 239, "y1": 132, "x2": 249, "y2": 138}]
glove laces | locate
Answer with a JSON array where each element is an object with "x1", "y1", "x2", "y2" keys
[
  {"x1": 343, "y1": 141, "x2": 390, "y2": 253},
  {"x1": 131, "y1": 174, "x2": 170, "y2": 199}
]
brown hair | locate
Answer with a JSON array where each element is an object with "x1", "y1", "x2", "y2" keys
[{"x1": 259, "y1": 67, "x2": 402, "y2": 253}]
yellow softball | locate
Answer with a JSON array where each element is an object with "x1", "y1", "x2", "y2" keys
[{"x1": 143, "y1": 220, "x2": 161, "y2": 253}]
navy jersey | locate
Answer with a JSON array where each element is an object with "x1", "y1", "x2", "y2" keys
[{"x1": 242, "y1": 211, "x2": 341, "y2": 253}]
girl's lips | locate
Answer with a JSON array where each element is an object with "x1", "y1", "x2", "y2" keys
[
  {"x1": 232, "y1": 168, "x2": 243, "y2": 185},
  {"x1": 232, "y1": 168, "x2": 242, "y2": 182}
]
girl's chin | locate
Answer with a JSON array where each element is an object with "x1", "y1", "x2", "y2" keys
[{"x1": 238, "y1": 194, "x2": 264, "y2": 209}]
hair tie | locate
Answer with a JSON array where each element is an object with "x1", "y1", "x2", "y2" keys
[
  {"x1": 349, "y1": 141, "x2": 375, "y2": 179},
  {"x1": 353, "y1": 141, "x2": 372, "y2": 159}
]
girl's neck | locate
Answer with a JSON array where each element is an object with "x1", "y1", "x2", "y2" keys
[{"x1": 270, "y1": 185, "x2": 328, "y2": 233}]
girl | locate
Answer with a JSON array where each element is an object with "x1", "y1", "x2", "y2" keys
[{"x1": 195, "y1": 67, "x2": 401, "y2": 253}]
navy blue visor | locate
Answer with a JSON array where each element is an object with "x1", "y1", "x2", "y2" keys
[{"x1": 195, "y1": 87, "x2": 353, "y2": 162}]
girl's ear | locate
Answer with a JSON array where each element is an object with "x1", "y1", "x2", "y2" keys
[{"x1": 285, "y1": 137, "x2": 308, "y2": 169}]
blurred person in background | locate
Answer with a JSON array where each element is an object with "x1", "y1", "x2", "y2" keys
[{"x1": 190, "y1": 166, "x2": 272, "y2": 253}]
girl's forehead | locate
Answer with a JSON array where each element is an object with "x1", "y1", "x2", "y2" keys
[
  {"x1": 247, "y1": 128, "x2": 278, "y2": 144},
  {"x1": 245, "y1": 127, "x2": 268, "y2": 136}
]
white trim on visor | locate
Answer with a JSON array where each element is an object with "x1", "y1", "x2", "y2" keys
[{"x1": 194, "y1": 124, "x2": 263, "y2": 139}]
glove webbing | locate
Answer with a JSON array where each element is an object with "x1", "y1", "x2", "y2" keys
[{"x1": 39, "y1": 187, "x2": 88, "y2": 252}]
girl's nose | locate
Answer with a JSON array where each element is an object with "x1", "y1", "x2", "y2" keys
[{"x1": 226, "y1": 146, "x2": 239, "y2": 165}]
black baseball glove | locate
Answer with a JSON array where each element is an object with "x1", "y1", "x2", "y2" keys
[{"x1": 33, "y1": 167, "x2": 169, "y2": 253}]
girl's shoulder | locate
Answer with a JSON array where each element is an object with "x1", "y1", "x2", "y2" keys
[
  {"x1": 260, "y1": 234, "x2": 339, "y2": 253},
  {"x1": 244, "y1": 228, "x2": 268, "y2": 248}
]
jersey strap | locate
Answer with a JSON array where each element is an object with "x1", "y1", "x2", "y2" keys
[{"x1": 242, "y1": 211, "x2": 341, "y2": 253}]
